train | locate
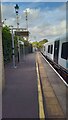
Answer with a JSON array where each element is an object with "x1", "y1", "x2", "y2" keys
[{"x1": 41, "y1": 34, "x2": 68, "y2": 83}]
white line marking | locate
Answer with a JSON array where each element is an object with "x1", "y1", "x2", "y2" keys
[{"x1": 41, "y1": 53, "x2": 68, "y2": 87}]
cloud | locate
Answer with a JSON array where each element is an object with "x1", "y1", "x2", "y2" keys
[
  {"x1": 1, "y1": 3, "x2": 16, "y2": 26},
  {"x1": 29, "y1": 19, "x2": 66, "y2": 41},
  {"x1": 23, "y1": 8, "x2": 40, "y2": 19},
  {"x1": 28, "y1": 4, "x2": 66, "y2": 41},
  {"x1": 1, "y1": 2, "x2": 66, "y2": 42}
]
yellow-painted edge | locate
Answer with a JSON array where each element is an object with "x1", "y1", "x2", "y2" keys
[{"x1": 36, "y1": 61, "x2": 45, "y2": 119}]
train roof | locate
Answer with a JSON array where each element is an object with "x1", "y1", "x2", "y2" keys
[{"x1": 44, "y1": 33, "x2": 68, "y2": 45}]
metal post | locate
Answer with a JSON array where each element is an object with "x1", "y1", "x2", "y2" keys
[
  {"x1": 17, "y1": 36, "x2": 20, "y2": 62},
  {"x1": 15, "y1": 4, "x2": 20, "y2": 62},
  {"x1": 25, "y1": 10, "x2": 28, "y2": 31},
  {"x1": 23, "y1": 43, "x2": 25, "y2": 60},
  {"x1": 25, "y1": 10, "x2": 28, "y2": 41},
  {"x1": 11, "y1": 28, "x2": 16, "y2": 68}
]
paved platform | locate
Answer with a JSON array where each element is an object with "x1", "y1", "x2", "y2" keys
[
  {"x1": 2, "y1": 52, "x2": 67, "y2": 119},
  {"x1": 36, "y1": 52, "x2": 67, "y2": 119},
  {"x1": 2, "y1": 53, "x2": 39, "y2": 118}
]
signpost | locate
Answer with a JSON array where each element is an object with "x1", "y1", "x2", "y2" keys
[{"x1": 15, "y1": 31, "x2": 29, "y2": 37}]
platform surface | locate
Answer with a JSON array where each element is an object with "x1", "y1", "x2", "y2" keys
[
  {"x1": 2, "y1": 53, "x2": 39, "y2": 118},
  {"x1": 2, "y1": 52, "x2": 67, "y2": 119},
  {"x1": 36, "y1": 52, "x2": 67, "y2": 118}
]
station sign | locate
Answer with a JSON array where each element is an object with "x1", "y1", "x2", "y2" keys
[{"x1": 15, "y1": 31, "x2": 29, "y2": 37}]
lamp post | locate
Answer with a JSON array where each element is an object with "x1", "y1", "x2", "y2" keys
[
  {"x1": 14, "y1": 4, "x2": 20, "y2": 62},
  {"x1": 9, "y1": 25, "x2": 16, "y2": 68},
  {"x1": 15, "y1": 4, "x2": 19, "y2": 29},
  {"x1": 24, "y1": 9, "x2": 29, "y2": 41},
  {"x1": 25, "y1": 10, "x2": 28, "y2": 31}
]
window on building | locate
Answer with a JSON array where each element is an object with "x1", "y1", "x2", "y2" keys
[{"x1": 61, "y1": 42, "x2": 68, "y2": 60}]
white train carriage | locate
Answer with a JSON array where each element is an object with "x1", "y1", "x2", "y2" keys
[
  {"x1": 46, "y1": 41, "x2": 54, "y2": 61},
  {"x1": 58, "y1": 35, "x2": 68, "y2": 71},
  {"x1": 43, "y1": 41, "x2": 54, "y2": 61},
  {"x1": 42, "y1": 35, "x2": 68, "y2": 71},
  {"x1": 42, "y1": 42, "x2": 48, "y2": 57}
]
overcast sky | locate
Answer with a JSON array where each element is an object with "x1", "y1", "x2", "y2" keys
[{"x1": 1, "y1": 2, "x2": 66, "y2": 42}]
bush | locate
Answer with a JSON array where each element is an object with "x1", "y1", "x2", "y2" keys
[{"x1": 2, "y1": 26, "x2": 12, "y2": 63}]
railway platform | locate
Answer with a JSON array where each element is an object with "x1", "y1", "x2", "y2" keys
[
  {"x1": 2, "y1": 52, "x2": 67, "y2": 119},
  {"x1": 2, "y1": 53, "x2": 39, "y2": 118},
  {"x1": 36, "y1": 52, "x2": 67, "y2": 119}
]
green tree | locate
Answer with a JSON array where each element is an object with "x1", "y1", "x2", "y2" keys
[
  {"x1": 2, "y1": 26, "x2": 12, "y2": 62},
  {"x1": 32, "y1": 39, "x2": 48, "y2": 49}
]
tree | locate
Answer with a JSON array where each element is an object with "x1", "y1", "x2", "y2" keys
[
  {"x1": 2, "y1": 26, "x2": 12, "y2": 62},
  {"x1": 32, "y1": 39, "x2": 48, "y2": 49},
  {"x1": 32, "y1": 41, "x2": 39, "y2": 47}
]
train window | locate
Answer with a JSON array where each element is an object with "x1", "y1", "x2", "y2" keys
[
  {"x1": 51, "y1": 45, "x2": 53, "y2": 54},
  {"x1": 48, "y1": 45, "x2": 50, "y2": 53},
  {"x1": 61, "y1": 42, "x2": 68, "y2": 60}
]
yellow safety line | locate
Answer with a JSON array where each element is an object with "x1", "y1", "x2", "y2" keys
[{"x1": 36, "y1": 61, "x2": 45, "y2": 119}]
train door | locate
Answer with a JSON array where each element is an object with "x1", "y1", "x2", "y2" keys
[{"x1": 54, "y1": 40, "x2": 60, "y2": 64}]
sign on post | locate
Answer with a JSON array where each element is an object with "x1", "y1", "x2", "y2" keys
[{"x1": 15, "y1": 31, "x2": 29, "y2": 37}]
